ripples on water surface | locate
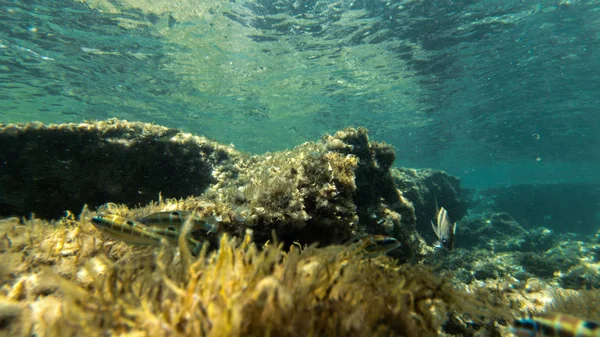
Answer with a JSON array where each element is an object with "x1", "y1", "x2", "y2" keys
[{"x1": 1, "y1": 0, "x2": 598, "y2": 186}]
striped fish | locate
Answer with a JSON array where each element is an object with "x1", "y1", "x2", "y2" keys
[
  {"x1": 431, "y1": 206, "x2": 456, "y2": 250},
  {"x1": 511, "y1": 313, "x2": 600, "y2": 337},
  {"x1": 345, "y1": 235, "x2": 401, "y2": 257},
  {"x1": 91, "y1": 213, "x2": 203, "y2": 253},
  {"x1": 138, "y1": 211, "x2": 218, "y2": 234}
]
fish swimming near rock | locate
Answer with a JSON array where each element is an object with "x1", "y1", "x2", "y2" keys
[
  {"x1": 431, "y1": 206, "x2": 456, "y2": 250},
  {"x1": 511, "y1": 313, "x2": 600, "y2": 337},
  {"x1": 138, "y1": 210, "x2": 219, "y2": 234},
  {"x1": 91, "y1": 213, "x2": 203, "y2": 253},
  {"x1": 345, "y1": 235, "x2": 401, "y2": 257}
]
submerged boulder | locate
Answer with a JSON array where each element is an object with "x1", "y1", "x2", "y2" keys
[
  {"x1": 0, "y1": 119, "x2": 242, "y2": 219},
  {"x1": 0, "y1": 120, "x2": 452, "y2": 260},
  {"x1": 391, "y1": 168, "x2": 468, "y2": 243}
]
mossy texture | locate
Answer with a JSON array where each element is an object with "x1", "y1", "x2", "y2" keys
[
  {"x1": 3, "y1": 213, "x2": 595, "y2": 337},
  {"x1": 1, "y1": 216, "x2": 472, "y2": 337},
  {"x1": 199, "y1": 127, "x2": 423, "y2": 260},
  {"x1": 0, "y1": 119, "x2": 243, "y2": 219},
  {"x1": 2, "y1": 119, "x2": 598, "y2": 337},
  {"x1": 0, "y1": 121, "x2": 425, "y2": 260},
  {"x1": 391, "y1": 168, "x2": 467, "y2": 239}
]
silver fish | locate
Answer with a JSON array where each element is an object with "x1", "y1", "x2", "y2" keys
[{"x1": 431, "y1": 207, "x2": 456, "y2": 250}]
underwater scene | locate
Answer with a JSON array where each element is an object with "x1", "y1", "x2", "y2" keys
[{"x1": 0, "y1": 0, "x2": 599, "y2": 336}]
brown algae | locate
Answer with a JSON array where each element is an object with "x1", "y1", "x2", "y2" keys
[{"x1": 1, "y1": 215, "x2": 480, "y2": 337}]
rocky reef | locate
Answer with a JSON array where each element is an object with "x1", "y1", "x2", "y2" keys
[
  {"x1": 0, "y1": 120, "x2": 429, "y2": 261},
  {"x1": 437, "y1": 211, "x2": 600, "y2": 290},
  {"x1": 0, "y1": 119, "x2": 243, "y2": 219},
  {"x1": 391, "y1": 168, "x2": 468, "y2": 243},
  {"x1": 0, "y1": 119, "x2": 599, "y2": 337}
]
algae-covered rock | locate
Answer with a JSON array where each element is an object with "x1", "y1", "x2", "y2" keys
[
  {"x1": 203, "y1": 127, "x2": 424, "y2": 261},
  {"x1": 3, "y1": 120, "x2": 600, "y2": 337},
  {"x1": 0, "y1": 119, "x2": 243, "y2": 219},
  {"x1": 327, "y1": 129, "x2": 420, "y2": 254},
  {"x1": 433, "y1": 209, "x2": 600, "y2": 291},
  {"x1": 391, "y1": 167, "x2": 467, "y2": 241},
  {"x1": 456, "y1": 212, "x2": 529, "y2": 251},
  {"x1": 0, "y1": 120, "x2": 429, "y2": 260}
]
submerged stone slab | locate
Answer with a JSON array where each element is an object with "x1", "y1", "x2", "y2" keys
[{"x1": 0, "y1": 119, "x2": 242, "y2": 219}]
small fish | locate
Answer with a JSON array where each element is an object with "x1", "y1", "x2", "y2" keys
[
  {"x1": 91, "y1": 213, "x2": 203, "y2": 253},
  {"x1": 345, "y1": 235, "x2": 401, "y2": 257},
  {"x1": 138, "y1": 211, "x2": 218, "y2": 234},
  {"x1": 91, "y1": 213, "x2": 167, "y2": 246},
  {"x1": 154, "y1": 128, "x2": 180, "y2": 141},
  {"x1": 511, "y1": 313, "x2": 600, "y2": 337},
  {"x1": 431, "y1": 206, "x2": 456, "y2": 250}
]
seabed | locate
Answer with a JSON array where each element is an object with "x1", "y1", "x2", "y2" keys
[{"x1": 0, "y1": 119, "x2": 599, "y2": 336}]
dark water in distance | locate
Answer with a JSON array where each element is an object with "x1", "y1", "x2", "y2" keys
[{"x1": 0, "y1": 0, "x2": 598, "y2": 188}]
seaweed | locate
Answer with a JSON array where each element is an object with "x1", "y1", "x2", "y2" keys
[
  {"x1": 0, "y1": 216, "x2": 490, "y2": 337},
  {"x1": 548, "y1": 288, "x2": 600, "y2": 321}
]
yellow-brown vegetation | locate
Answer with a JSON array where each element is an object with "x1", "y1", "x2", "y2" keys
[{"x1": 1, "y1": 215, "x2": 482, "y2": 337}]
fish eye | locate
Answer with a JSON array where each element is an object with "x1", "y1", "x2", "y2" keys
[
  {"x1": 172, "y1": 211, "x2": 181, "y2": 216},
  {"x1": 126, "y1": 220, "x2": 136, "y2": 226}
]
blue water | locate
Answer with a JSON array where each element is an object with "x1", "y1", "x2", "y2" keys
[{"x1": 0, "y1": 0, "x2": 598, "y2": 188}]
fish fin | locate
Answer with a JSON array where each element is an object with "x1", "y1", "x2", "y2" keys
[
  {"x1": 452, "y1": 222, "x2": 457, "y2": 235},
  {"x1": 432, "y1": 241, "x2": 442, "y2": 249},
  {"x1": 438, "y1": 207, "x2": 448, "y2": 227},
  {"x1": 344, "y1": 235, "x2": 369, "y2": 246},
  {"x1": 207, "y1": 223, "x2": 219, "y2": 234},
  {"x1": 431, "y1": 220, "x2": 439, "y2": 238}
]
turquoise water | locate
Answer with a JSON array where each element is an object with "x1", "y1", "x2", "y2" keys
[{"x1": 1, "y1": 0, "x2": 598, "y2": 188}]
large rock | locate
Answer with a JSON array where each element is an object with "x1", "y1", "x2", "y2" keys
[
  {"x1": 0, "y1": 120, "x2": 438, "y2": 260},
  {"x1": 0, "y1": 119, "x2": 242, "y2": 219},
  {"x1": 391, "y1": 168, "x2": 468, "y2": 241}
]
